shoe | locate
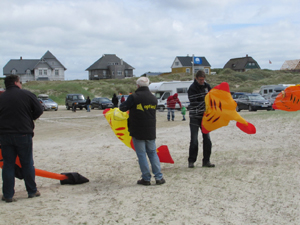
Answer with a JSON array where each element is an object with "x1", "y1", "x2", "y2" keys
[
  {"x1": 202, "y1": 162, "x2": 215, "y2": 167},
  {"x1": 28, "y1": 190, "x2": 41, "y2": 198},
  {"x1": 182, "y1": 119, "x2": 186, "y2": 121},
  {"x1": 172, "y1": 119, "x2": 174, "y2": 121},
  {"x1": 188, "y1": 162, "x2": 194, "y2": 168},
  {"x1": 137, "y1": 179, "x2": 151, "y2": 186},
  {"x1": 1, "y1": 196, "x2": 17, "y2": 203},
  {"x1": 156, "y1": 178, "x2": 166, "y2": 185},
  {"x1": 168, "y1": 119, "x2": 170, "y2": 121}
]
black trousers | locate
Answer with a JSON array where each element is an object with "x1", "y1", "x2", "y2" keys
[{"x1": 188, "y1": 117, "x2": 212, "y2": 163}]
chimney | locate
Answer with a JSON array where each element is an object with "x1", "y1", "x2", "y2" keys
[
  {"x1": 20, "y1": 56, "x2": 22, "y2": 60},
  {"x1": 246, "y1": 54, "x2": 248, "y2": 57},
  {"x1": 121, "y1": 58, "x2": 123, "y2": 65}
]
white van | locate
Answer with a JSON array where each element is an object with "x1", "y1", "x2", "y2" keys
[
  {"x1": 259, "y1": 85, "x2": 288, "y2": 99},
  {"x1": 148, "y1": 81, "x2": 193, "y2": 111}
]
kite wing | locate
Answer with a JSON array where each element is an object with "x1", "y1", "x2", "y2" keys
[
  {"x1": 103, "y1": 108, "x2": 174, "y2": 164},
  {"x1": 0, "y1": 148, "x2": 89, "y2": 185},
  {"x1": 272, "y1": 85, "x2": 300, "y2": 111},
  {"x1": 202, "y1": 82, "x2": 256, "y2": 134}
]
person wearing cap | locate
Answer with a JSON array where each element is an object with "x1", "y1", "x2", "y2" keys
[
  {"x1": 166, "y1": 93, "x2": 182, "y2": 121},
  {"x1": 119, "y1": 77, "x2": 165, "y2": 186}
]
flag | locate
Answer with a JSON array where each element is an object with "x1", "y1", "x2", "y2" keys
[
  {"x1": 269, "y1": 60, "x2": 272, "y2": 64},
  {"x1": 194, "y1": 57, "x2": 202, "y2": 65}
]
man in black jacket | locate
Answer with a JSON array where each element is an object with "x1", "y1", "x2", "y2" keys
[
  {"x1": 187, "y1": 70, "x2": 215, "y2": 168},
  {"x1": 120, "y1": 77, "x2": 165, "y2": 185},
  {"x1": 0, "y1": 75, "x2": 43, "y2": 202}
]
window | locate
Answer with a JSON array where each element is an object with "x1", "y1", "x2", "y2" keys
[
  {"x1": 117, "y1": 71, "x2": 122, "y2": 76},
  {"x1": 125, "y1": 70, "x2": 128, "y2": 77},
  {"x1": 12, "y1": 69, "x2": 16, "y2": 74},
  {"x1": 177, "y1": 88, "x2": 188, "y2": 93},
  {"x1": 186, "y1": 68, "x2": 190, "y2": 73},
  {"x1": 55, "y1": 70, "x2": 59, "y2": 75},
  {"x1": 263, "y1": 90, "x2": 268, "y2": 94},
  {"x1": 204, "y1": 68, "x2": 209, "y2": 74},
  {"x1": 268, "y1": 89, "x2": 273, "y2": 93},
  {"x1": 44, "y1": 70, "x2": 47, "y2": 75},
  {"x1": 175, "y1": 62, "x2": 179, "y2": 66}
]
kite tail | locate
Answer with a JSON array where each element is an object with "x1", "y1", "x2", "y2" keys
[
  {"x1": 236, "y1": 121, "x2": 256, "y2": 134},
  {"x1": 156, "y1": 145, "x2": 174, "y2": 164}
]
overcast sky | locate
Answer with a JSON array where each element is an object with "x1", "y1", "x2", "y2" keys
[{"x1": 1, "y1": 0, "x2": 299, "y2": 80}]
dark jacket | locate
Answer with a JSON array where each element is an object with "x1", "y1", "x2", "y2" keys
[
  {"x1": 112, "y1": 94, "x2": 118, "y2": 106},
  {"x1": 119, "y1": 86, "x2": 157, "y2": 140},
  {"x1": 0, "y1": 85, "x2": 43, "y2": 135},
  {"x1": 86, "y1": 98, "x2": 91, "y2": 105},
  {"x1": 188, "y1": 79, "x2": 211, "y2": 118}
]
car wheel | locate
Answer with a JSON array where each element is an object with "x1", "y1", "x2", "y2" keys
[
  {"x1": 55, "y1": 108, "x2": 58, "y2": 111},
  {"x1": 80, "y1": 107, "x2": 83, "y2": 110},
  {"x1": 91, "y1": 106, "x2": 94, "y2": 109},
  {"x1": 249, "y1": 105, "x2": 253, "y2": 111},
  {"x1": 236, "y1": 105, "x2": 241, "y2": 112},
  {"x1": 98, "y1": 105, "x2": 103, "y2": 110},
  {"x1": 158, "y1": 106, "x2": 165, "y2": 112},
  {"x1": 66, "y1": 105, "x2": 70, "y2": 110}
]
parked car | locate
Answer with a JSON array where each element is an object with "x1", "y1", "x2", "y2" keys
[
  {"x1": 231, "y1": 92, "x2": 250, "y2": 99},
  {"x1": 235, "y1": 93, "x2": 272, "y2": 112},
  {"x1": 65, "y1": 94, "x2": 86, "y2": 110},
  {"x1": 38, "y1": 98, "x2": 58, "y2": 111},
  {"x1": 91, "y1": 97, "x2": 114, "y2": 109},
  {"x1": 268, "y1": 92, "x2": 280, "y2": 105}
]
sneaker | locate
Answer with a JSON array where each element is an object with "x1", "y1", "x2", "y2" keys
[
  {"x1": 137, "y1": 179, "x2": 151, "y2": 186},
  {"x1": 156, "y1": 178, "x2": 166, "y2": 185},
  {"x1": 182, "y1": 119, "x2": 186, "y2": 121},
  {"x1": 202, "y1": 162, "x2": 215, "y2": 167},
  {"x1": 188, "y1": 162, "x2": 195, "y2": 168},
  {"x1": 28, "y1": 190, "x2": 41, "y2": 198},
  {"x1": 1, "y1": 196, "x2": 17, "y2": 203}
]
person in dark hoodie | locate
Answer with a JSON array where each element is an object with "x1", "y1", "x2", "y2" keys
[
  {"x1": 112, "y1": 93, "x2": 118, "y2": 108},
  {"x1": 187, "y1": 70, "x2": 215, "y2": 168},
  {"x1": 0, "y1": 75, "x2": 43, "y2": 203},
  {"x1": 119, "y1": 77, "x2": 165, "y2": 186},
  {"x1": 166, "y1": 93, "x2": 182, "y2": 121}
]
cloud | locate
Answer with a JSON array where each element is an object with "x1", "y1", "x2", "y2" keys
[{"x1": 0, "y1": 0, "x2": 299, "y2": 79}]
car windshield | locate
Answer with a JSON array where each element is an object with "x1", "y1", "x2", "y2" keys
[
  {"x1": 100, "y1": 98, "x2": 111, "y2": 103},
  {"x1": 249, "y1": 95, "x2": 265, "y2": 100},
  {"x1": 43, "y1": 99, "x2": 54, "y2": 103},
  {"x1": 154, "y1": 92, "x2": 164, "y2": 99},
  {"x1": 78, "y1": 95, "x2": 85, "y2": 100}
]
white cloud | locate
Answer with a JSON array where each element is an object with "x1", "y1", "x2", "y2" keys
[{"x1": 0, "y1": 0, "x2": 299, "y2": 79}]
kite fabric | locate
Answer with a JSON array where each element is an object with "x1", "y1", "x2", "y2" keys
[
  {"x1": 103, "y1": 108, "x2": 174, "y2": 164},
  {"x1": 201, "y1": 82, "x2": 256, "y2": 134},
  {"x1": 272, "y1": 85, "x2": 300, "y2": 111},
  {"x1": 0, "y1": 148, "x2": 89, "y2": 185}
]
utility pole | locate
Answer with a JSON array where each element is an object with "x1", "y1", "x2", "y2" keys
[{"x1": 192, "y1": 54, "x2": 194, "y2": 80}]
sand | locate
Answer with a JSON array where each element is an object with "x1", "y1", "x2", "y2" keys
[{"x1": 1, "y1": 106, "x2": 299, "y2": 225}]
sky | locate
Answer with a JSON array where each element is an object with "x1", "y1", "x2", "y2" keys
[{"x1": 0, "y1": 0, "x2": 299, "y2": 80}]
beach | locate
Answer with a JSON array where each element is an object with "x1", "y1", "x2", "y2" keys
[{"x1": 1, "y1": 107, "x2": 300, "y2": 225}]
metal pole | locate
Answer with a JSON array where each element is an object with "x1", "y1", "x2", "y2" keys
[{"x1": 192, "y1": 54, "x2": 194, "y2": 80}]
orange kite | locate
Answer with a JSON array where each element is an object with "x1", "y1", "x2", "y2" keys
[
  {"x1": 272, "y1": 85, "x2": 300, "y2": 111},
  {"x1": 202, "y1": 82, "x2": 256, "y2": 134},
  {"x1": 103, "y1": 108, "x2": 174, "y2": 164}
]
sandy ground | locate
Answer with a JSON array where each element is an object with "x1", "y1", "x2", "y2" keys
[{"x1": 1, "y1": 106, "x2": 300, "y2": 225}]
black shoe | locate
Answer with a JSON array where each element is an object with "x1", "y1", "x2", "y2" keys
[
  {"x1": 156, "y1": 178, "x2": 166, "y2": 185},
  {"x1": 182, "y1": 119, "x2": 186, "y2": 121},
  {"x1": 202, "y1": 162, "x2": 215, "y2": 167},
  {"x1": 172, "y1": 119, "x2": 174, "y2": 121},
  {"x1": 137, "y1": 179, "x2": 151, "y2": 186},
  {"x1": 188, "y1": 162, "x2": 194, "y2": 168},
  {"x1": 1, "y1": 196, "x2": 17, "y2": 203},
  {"x1": 28, "y1": 190, "x2": 41, "y2": 198}
]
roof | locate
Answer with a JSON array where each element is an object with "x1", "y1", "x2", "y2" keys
[
  {"x1": 223, "y1": 56, "x2": 260, "y2": 70},
  {"x1": 141, "y1": 72, "x2": 163, "y2": 76},
  {"x1": 86, "y1": 54, "x2": 134, "y2": 70},
  {"x1": 280, "y1": 59, "x2": 300, "y2": 70},
  {"x1": 175, "y1": 56, "x2": 211, "y2": 67}
]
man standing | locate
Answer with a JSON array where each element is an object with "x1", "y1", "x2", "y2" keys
[
  {"x1": 166, "y1": 93, "x2": 182, "y2": 121},
  {"x1": 187, "y1": 70, "x2": 215, "y2": 168},
  {"x1": 120, "y1": 77, "x2": 165, "y2": 185},
  {"x1": 86, "y1": 96, "x2": 91, "y2": 112},
  {"x1": 0, "y1": 75, "x2": 43, "y2": 202}
]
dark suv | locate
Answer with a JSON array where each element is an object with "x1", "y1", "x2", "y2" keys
[{"x1": 65, "y1": 94, "x2": 86, "y2": 110}]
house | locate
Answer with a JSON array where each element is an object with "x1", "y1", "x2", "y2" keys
[
  {"x1": 280, "y1": 59, "x2": 300, "y2": 71},
  {"x1": 223, "y1": 55, "x2": 260, "y2": 72},
  {"x1": 86, "y1": 54, "x2": 134, "y2": 80},
  {"x1": 171, "y1": 55, "x2": 211, "y2": 75},
  {"x1": 3, "y1": 50, "x2": 66, "y2": 83}
]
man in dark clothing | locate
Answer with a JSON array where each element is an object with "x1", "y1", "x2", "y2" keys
[
  {"x1": 112, "y1": 93, "x2": 118, "y2": 108},
  {"x1": 0, "y1": 75, "x2": 43, "y2": 202},
  {"x1": 119, "y1": 77, "x2": 165, "y2": 186},
  {"x1": 187, "y1": 70, "x2": 215, "y2": 168},
  {"x1": 86, "y1": 96, "x2": 91, "y2": 112}
]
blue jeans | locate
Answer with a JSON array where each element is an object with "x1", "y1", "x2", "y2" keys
[
  {"x1": 86, "y1": 104, "x2": 90, "y2": 112},
  {"x1": 167, "y1": 108, "x2": 175, "y2": 121},
  {"x1": 188, "y1": 117, "x2": 212, "y2": 163},
  {"x1": 0, "y1": 134, "x2": 37, "y2": 199},
  {"x1": 132, "y1": 137, "x2": 163, "y2": 181}
]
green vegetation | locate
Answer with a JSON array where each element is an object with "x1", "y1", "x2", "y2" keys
[{"x1": 0, "y1": 69, "x2": 299, "y2": 105}]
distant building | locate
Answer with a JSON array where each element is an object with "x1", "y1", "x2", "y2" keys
[
  {"x1": 223, "y1": 55, "x2": 260, "y2": 72},
  {"x1": 86, "y1": 54, "x2": 134, "y2": 80},
  {"x1": 280, "y1": 59, "x2": 300, "y2": 71},
  {"x1": 171, "y1": 55, "x2": 211, "y2": 75},
  {"x1": 3, "y1": 50, "x2": 66, "y2": 83}
]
